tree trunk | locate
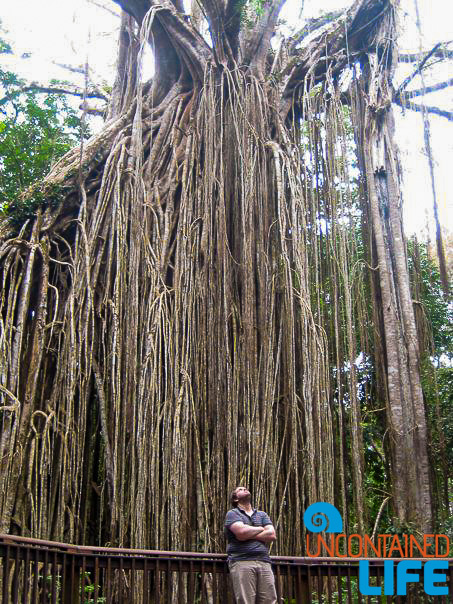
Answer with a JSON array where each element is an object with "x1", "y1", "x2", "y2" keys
[{"x1": 352, "y1": 32, "x2": 433, "y2": 529}]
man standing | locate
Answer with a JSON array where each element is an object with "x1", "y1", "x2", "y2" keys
[{"x1": 224, "y1": 486, "x2": 277, "y2": 604}]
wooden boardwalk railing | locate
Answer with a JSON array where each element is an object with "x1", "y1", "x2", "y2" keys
[{"x1": 0, "y1": 534, "x2": 451, "y2": 603}]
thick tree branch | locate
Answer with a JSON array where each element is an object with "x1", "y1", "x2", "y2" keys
[
  {"x1": 113, "y1": 0, "x2": 212, "y2": 82},
  {"x1": 395, "y1": 97, "x2": 453, "y2": 121},
  {"x1": 198, "y1": 0, "x2": 231, "y2": 63},
  {"x1": 239, "y1": 0, "x2": 287, "y2": 75},
  {"x1": 0, "y1": 84, "x2": 108, "y2": 111},
  {"x1": 51, "y1": 62, "x2": 87, "y2": 75},
  {"x1": 171, "y1": 0, "x2": 185, "y2": 11},
  {"x1": 88, "y1": 0, "x2": 121, "y2": 18},
  {"x1": 112, "y1": 0, "x2": 150, "y2": 23},
  {"x1": 20, "y1": 84, "x2": 108, "y2": 102},
  {"x1": 282, "y1": 0, "x2": 393, "y2": 99},
  {"x1": 289, "y1": 10, "x2": 344, "y2": 51},
  {"x1": 224, "y1": 0, "x2": 243, "y2": 57},
  {"x1": 395, "y1": 43, "x2": 442, "y2": 96},
  {"x1": 106, "y1": 12, "x2": 140, "y2": 118},
  {"x1": 79, "y1": 101, "x2": 106, "y2": 116},
  {"x1": 399, "y1": 45, "x2": 453, "y2": 63},
  {"x1": 398, "y1": 78, "x2": 453, "y2": 100}
]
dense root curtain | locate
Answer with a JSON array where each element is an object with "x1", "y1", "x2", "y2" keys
[
  {"x1": 0, "y1": 64, "x2": 335, "y2": 550},
  {"x1": 0, "y1": 0, "x2": 439, "y2": 551}
]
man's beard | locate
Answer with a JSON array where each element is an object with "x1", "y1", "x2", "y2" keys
[{"x1": 238, "y1": 493, "x2": 252, "y2": 505}]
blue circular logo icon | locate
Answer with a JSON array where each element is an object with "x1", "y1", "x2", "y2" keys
[{"x1": 303, "y1": 502, "x2": 343, "y2": 533}]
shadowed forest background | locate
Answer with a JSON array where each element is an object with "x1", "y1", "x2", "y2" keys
[{"x1": 0, "y1": 0, "x2": 451, "y2": 556}]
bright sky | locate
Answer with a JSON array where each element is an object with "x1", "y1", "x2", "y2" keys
[{"x1": 1, "y1": 0, "x2": 452, "y2": 237}]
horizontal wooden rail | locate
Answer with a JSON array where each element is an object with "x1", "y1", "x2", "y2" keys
[{"x1": 0, "y1": 534, "x2": 451, "y2": 603}]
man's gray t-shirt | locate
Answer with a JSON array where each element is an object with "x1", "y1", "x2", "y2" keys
[{"x1": 224, "y1": 507, "x2": 273, "y2": 563}]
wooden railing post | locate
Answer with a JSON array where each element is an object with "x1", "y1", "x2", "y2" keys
[
  {"x1": 63, "y1": 554, "x2": 80, "y2": 604},
  {"x1": 299, "y1": 574, "x2": 310, "y2": 603}
]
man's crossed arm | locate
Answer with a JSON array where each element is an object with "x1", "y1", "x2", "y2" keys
[{"x1": 229, "y1": 521, "x2": 276, "y2": 543}]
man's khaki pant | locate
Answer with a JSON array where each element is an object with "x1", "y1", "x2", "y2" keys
[{"x1": 229, "y1": 560, "x2": 277, "y2": 604}]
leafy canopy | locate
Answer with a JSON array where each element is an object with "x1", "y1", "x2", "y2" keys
[
  {"x1": 0, "y1": 37, "x2": 87, "y2": 208},
  {"x1": 408, "y1": 239, "x2": 452, "y2": 360}
]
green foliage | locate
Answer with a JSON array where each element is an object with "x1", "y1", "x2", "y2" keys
[
  {"x1": 434, "y1": 368, "x2": 453, "y2": 467},
  {"x1": 422, "y1": 365, "x2": 453, "y2": 463},
  {"x1": 42, "y1": 571, "x2": 106, "y2": 603},
  {"x1": 0, "y1": 38, "x2": 12, "y2": 55},
  {"x1": 0, "y1": 35, "x2": 87, "y2": 223},
  {"x1": 238, "y1": 0, "x2": 271, "y2": 28},
  {"x1": 0, "y1": 74, "x2": 84, "y2": 198},
  {"x1": 407, "y1": 239, "x2": 452, "y2": 360},
  {"x1": 248, "y1": 0, "x2": 267, "y2": 17},
  {"x1": 406, "y1": 241, "x2": 452, "y2": 525},
  {"x1": 422, "y1": 364, "x2": 453, "y2": 527},
  {"x1": 437, "y1": 513, "x2": 453, "y2": 551},
  {"x1": 4, "y1": 181, "x2": 68, "y2": 230}
]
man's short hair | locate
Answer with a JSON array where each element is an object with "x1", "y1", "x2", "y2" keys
[{"x1": 230, "y1": 489, "x2": 239, "y2": 508}]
